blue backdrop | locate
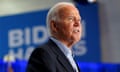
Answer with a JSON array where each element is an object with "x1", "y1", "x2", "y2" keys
[{"x1": 0, "y1": 3, "x2": 101, "y2": 62}]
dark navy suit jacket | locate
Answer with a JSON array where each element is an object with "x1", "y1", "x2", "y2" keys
[{"x1": 26, "y1": 39, "x2": 80, "y2": 72}]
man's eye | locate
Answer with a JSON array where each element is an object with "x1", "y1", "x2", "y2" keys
[{"x1": 68, "y1": 17, "x2": 74, "y2": 21}]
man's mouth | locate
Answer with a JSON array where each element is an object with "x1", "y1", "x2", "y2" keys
[{"x1": 73, "y1": 29, "x2": 79, "y2": 33}]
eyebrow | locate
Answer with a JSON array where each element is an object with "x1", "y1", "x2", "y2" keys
[{"x1": 67, "y1": 15, "x2": 81, "y2": 19}]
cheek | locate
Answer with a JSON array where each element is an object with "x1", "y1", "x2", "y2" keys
[
  {"x1": 57, "y1": 21, "x2": 73, "y2": 35},
  {"x1": 64, "y1": 26, "x2": 73, "y2": 37},
  {"x1": 63, "y1": 23, "x2": 72, "y2": 31},
  {"x1": 65, "y1": 24, "x2": 73, "y2": 33}
]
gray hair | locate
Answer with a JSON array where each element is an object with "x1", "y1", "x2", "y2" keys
[{"x1": 46, "y1": 2, "x2": 75, "y2": 36}]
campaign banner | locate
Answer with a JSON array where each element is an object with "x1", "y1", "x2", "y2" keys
[
  {"x1": 0, "y1": 3, "x2": 101, "y2": 62},
  {"x1": 0, "y1": 9, "x2": 49, "y2": 60},
  {"x1": 74, "y1": 3, "x2": 101, "y2": 62}
]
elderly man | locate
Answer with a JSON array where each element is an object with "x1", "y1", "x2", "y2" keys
[{"x1": 26, "y1": 2, "x2": 82, "y2": 72}]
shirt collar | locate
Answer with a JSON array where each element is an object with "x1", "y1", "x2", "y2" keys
[{"x1": 50, "y1": 37, "x2": 72, "y2": 57}]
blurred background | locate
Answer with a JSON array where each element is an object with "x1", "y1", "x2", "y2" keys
[{"x1": 0, "y1": 0, "x2": 120, "y2": 72}]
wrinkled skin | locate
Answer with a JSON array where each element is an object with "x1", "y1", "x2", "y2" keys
[{"x1": 51, "y1": 5, "x2": 82, "y2": 48}]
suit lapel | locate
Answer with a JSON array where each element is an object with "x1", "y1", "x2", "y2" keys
[
  {"x1": 47, "y1": 39, "x2": 75, "y2": 72},
  {"x1": 73, "y1": 58, "x2": 81, "y2": 72},
  {"x1": 57, "y1": 54, "x2": 74, "y2": 72},
  {"x1": 75, "y1": 61, "x2": 81, "y2": 72}
]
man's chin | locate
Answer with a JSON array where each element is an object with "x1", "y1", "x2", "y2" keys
[
  {"x1": 67, "y1": 36, "x2": 80, "y2": 43},
  {"x1": 71, "y1": 39, "x2": 80, "y2": 44},
  {"x1": 75, "y1": 38, "x2": 81, "y2": 42}
]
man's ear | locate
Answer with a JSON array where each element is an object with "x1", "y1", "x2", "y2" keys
[{"x1": 50, "y1": 20, "x2": 58, "y2": 33}]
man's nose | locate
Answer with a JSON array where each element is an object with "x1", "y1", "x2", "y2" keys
[{"x1": 74, "y1": 20, "x2": 80, "y2": 27}]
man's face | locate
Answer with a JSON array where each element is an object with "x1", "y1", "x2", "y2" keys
[{"x1": 55, "y1": 5, "x2": 82, "y2": 44}]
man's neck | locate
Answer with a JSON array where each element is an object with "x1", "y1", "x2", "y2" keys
[{"x1": 51, "y1": 36, "x2": 73, "y2": 48}]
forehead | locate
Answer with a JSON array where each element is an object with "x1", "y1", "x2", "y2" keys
[{"x1": 57, "y1": 5, "x2": 80, "y2": 17}]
